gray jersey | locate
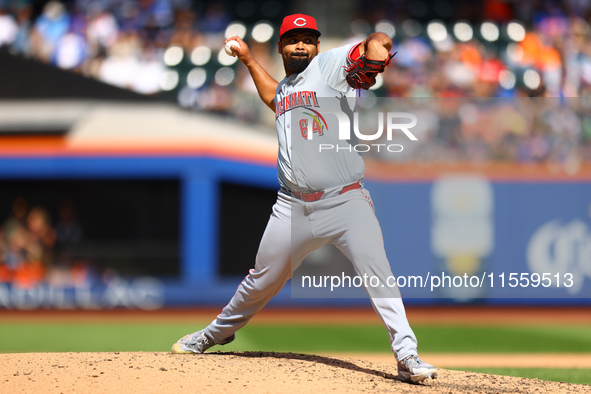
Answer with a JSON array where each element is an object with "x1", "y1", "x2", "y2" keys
[{"x1": 274, "y1": 44, "x2": 365, "y2": 192}]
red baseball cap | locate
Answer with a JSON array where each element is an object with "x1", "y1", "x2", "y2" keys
[{"x1": 279, "y1": 14, "x2": 321, "y2": 39}]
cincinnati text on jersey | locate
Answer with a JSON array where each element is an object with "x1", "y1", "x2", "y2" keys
[{"x1": 275, "y1": 90, "x2": 319, "y2": 118}]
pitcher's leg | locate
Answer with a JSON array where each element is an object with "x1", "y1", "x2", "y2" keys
[
  {"x1": 205, "y1": 193, "x2": 294, "y2": 343},
  {"x1": 368, "y1": 297, "x2": 417, "y2": 361},
  {"x1": 331, "y1": 192, "x2": 418, "y2": 361},
  {"x1": 205, "y1": 192, "x2": 324, "y2": 343}
]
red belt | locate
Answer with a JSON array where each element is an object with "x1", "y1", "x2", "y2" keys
[{"x1": 293, "y1": 182, "x2": 361, "y2": 202}]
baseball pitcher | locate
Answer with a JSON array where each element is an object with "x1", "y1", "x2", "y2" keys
[{"x1": 172, "y1": 14, "x2": 437, "y2": 383}]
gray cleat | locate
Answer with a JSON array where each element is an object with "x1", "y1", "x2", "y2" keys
[
  {"x1": 397, "y1": 354, "x2": 438, "y2": 382},
  {"x1": 171, "y1": 329, "x2": 235, "y2": 354}
]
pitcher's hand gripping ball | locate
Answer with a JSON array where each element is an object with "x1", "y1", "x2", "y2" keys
[
  {"x1": 225, "y1": 40, "x2": 240, "y2": 56},
  {"x1": 345, "y1": 52, "x2": 396, "y2": 90}
]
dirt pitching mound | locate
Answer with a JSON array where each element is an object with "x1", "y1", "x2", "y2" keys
[{"x1": 1, "y1": 352, "x2": 588, "y2": 393}]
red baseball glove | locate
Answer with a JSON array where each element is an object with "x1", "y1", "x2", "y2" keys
[{"x1": 345, "y1": 52, "x2": 396, "y2": 90}]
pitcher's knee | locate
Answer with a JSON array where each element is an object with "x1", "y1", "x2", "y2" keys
[{"x1": 247, "y1": 263, "x2": 291, "y2": 286}]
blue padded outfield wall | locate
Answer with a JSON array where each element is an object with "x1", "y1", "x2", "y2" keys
[{"x1": 0, "y1": 155, "x2": 590, "y2": 309}]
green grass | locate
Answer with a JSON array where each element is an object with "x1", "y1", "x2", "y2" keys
[
  {"x1": 450, "y1": 367, "x2": 591, "y2": 385},
  {"x1": 226, "y1": 324, "x2": 591, "y2": 354},
  {"x1": 411, "y1": 325, "x2": 591, "y2": 353},
  {"x1": 0, "y1": 323, "x2": 199, "y2": 353},
  {"x1": 0, "y1": 323, "x2": 590, "y2": 354}
]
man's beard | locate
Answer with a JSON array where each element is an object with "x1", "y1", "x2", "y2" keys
[{"x1": 288, "y1": 55, "x2": 310, "y2": 73}]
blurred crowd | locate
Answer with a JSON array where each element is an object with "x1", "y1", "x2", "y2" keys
[
  {"x1": 0, "y1": 197, "x2": 96, "y2": 289},
  {"x1": 364, "y1": 97, "x2": 591, "y2": 171},
  {"x1": 1, "y1": 0, "x2": 591, "y2": 165},
  {"x1": 0, "y1": 0, "x2": 189, "y2": 94}
]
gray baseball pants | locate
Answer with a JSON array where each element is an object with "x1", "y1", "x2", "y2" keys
[{"x1": 205, "y1": 187, "x2": 418, "y2": 361}]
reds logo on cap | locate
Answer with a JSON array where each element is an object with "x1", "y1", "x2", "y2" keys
[
  {"x1": 279, "y1": 14, "x2": 321, "y2": 38},
  {"x1": 293, "y1": 17, "x2": 307, "y2": 26}
]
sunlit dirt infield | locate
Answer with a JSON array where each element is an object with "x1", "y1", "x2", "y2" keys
[{"x1": 1, "y1": 307, "x2": 590, "y2": 393}]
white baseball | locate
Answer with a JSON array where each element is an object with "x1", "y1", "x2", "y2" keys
[{"x1": 225, "y1": 40, "x2": 239, "y2": 56}]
